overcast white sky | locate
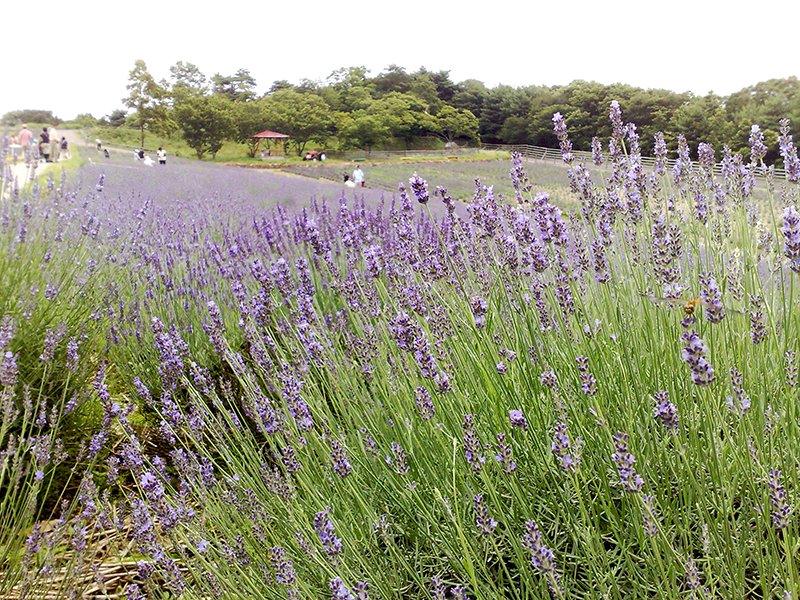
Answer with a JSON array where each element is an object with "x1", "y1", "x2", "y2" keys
[{"x1": 4, "y1": 0, "x2": 799, "y2": 121}]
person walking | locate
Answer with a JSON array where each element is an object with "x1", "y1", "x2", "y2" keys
[
  {"x1": 352, "y1": 165, "x2": 365, "y2": 187},
  {"x1": 60, "y1": 137, "x2": 70, "y2": 160},
  {"x1": 18, "y1": 125, "x2": 33, "y2": 149},
  {"x1": 48, "y1": 124, "x2": 60, "y2": 163},
  {"x1": 157, "y1": 147, "x2": 166, "y2": 165},
  {"x1": 40, "y1": 128, "x2": 50, "y2": 162}
]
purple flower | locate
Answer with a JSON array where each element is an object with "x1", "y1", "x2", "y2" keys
[
  {"x1": 1, "y1": 350, "x2": 18, "y2": 388},
  {"x1": 685, "y1": 557, "x2": 702, "y2": 591},
  {"x1": 575, "y1": 356, "x2": 598, "y2": 396},
  {"x1": 786, "y1": 350, "x2": 798, "y2": 388},
  {"x1": 611, "y1": 432, "x2": 644, "y2": 493},
  {"x1": 609, "y1": 100, "x2": 624, "y2": 138},
  {"x1": 780, "y1": 205, "x2": 800, "y2": 272},
  {"x1": 750, "y1": 124, "x2": 768, "y2": 165},
  {"x1": 681, "y1": 330, "x2": 716, "y2": 387},
  {"x1": 641, "y1": 494, "x2": 659, "y2": 536},
  {"x1": 522, "y1": 520, "x2": 563, "y2": 598},
  {"x1": 653, "y1": 390, "x2": 679, "y2": 434},
  {"x1": 39, "y1": 326, "x2": 66, "y2": 363},
  {"x1": 495, "y1": 433, "x2": 516, "y2": 474},
  {"x1": 471, "y1": 296, "x2": 488, "y2": 328},
  {"x1": 415, "y1": 386, "x2": 435, "y2": 421},
  {"x1": 540, "y1": 370, "x2": 558, "y2": 390},
  {"x1": 699, "y1": 271, "x2": 725, "y2": 323},
  {"x1": 552, "y1": 113, "x2": 573, "y2": 164},
  {"x1": 436, "y1": 186, "x2": 456, "y2": 214},
  {"x1": 653, "y1": 131, "x2": 667, "y2": 175},
  {"x1": 508, "y1": 409, "x2": 528, "y2": 431},
  {"x1": 551, "y1": 421, "x2": 582, "y2": 473},
  {"x1": 66, "y1": 337, "x2": 79, "y2": 373},
  {"x1": 430, "y1": 577, "x2": 446, "y2": 600},
  {"x1": 450, "y1": 586, "x2": 470, "y2": 600},
  {"x1": 473, "y1": 494, "x2": 498, "y2": 535},
  {"x1": 768, "y1": 468, "x2": 792, "y2": 530},
  {"x1": 726, "y1": 368, "x2": 751, "y2": 416},
  {"x1": 510, "y1": 152, "x2": 533, "y2": 202},
  {"x1": 591, "y1": 137, "x2": 604, "y2": 166},
  {"x1": 372, "y1": 515, "x2": 390, "y2": 544},
  {"x1": 360, "y1": 427, "x2": 379, "y2": 458},
  {"x1": 270, "y1": 546, "x2": 299, "y2": 599},
  {"x1": 330, "y1": 577, "x2": 355, "y2": 600},
  {"x1": 409, "y1": 172, "x2": 430, "y2": 204},
  {"x1": 314, "y1": 509, "x2": 343, "y2": 565},
  {"x1": 386, "y1": 442, "x2": 410, "y2": 475},
  {"x1": 462, "y1": 414, "x2": 485, "y2": 471},
  {"x1": 778, "y1": 119, "x2": 800, "y2": 183},
  {"x1": 330, "y1": 438, "x2": 352, "y2": 478}
]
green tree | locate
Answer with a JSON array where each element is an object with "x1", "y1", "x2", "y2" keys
[
  {"x1": 323, "y1": 66, "x2": 375, "y2": 111},
  {"x1": 264, "y1": 89, "x2": 335, "y2": 156},
  {"x1": 1, "y1": 109, "x2": 59, "y2": 126},
  {"x1": 369, "y1": 92, "x2": 435, "y2": 148},
  {"x1": 372, "y1": 64, "x2": 413, "y2": 97},
  {"x1": 432, "y1": 105, "x2": 479, "y2": 146},
  {"x1": 669, "y1": 93, "x2": 733, "y2": 156},
  {"x1": 69, "y1": 113, "x2": 99, "y2": 128},
  {"x1": 122, "y1": 59, "x2": 174, "y2": 147},
  {"x1": 499, "y1": 115, "x2": 531, "y2": 145},
  {"x1": 478, "y1": 84, "x2": 532, "y2": 143},
  {"x1": 104, "y1": 109, "x2": 128, "y2": 128},
  {"x1": 427, "y1": 69, "x2": 459, "y2": 103},
  {"x1": 173, "y1": 95, "x2": 236, "y2": 159},
  {"x1": 169, "y1": 61, "x2": 209, "y2": 105},
  {"x1": 451, "y1": 79, "x2": 487, "y2": 121},
  {"x1": 623, "y1": 87, "x2": 689, "y2": 155},
  {"x1": 212, "y1": 68, "x2": 257, "y2": 102},
  {"x1": 232, "y1": 100, "x2": 271, "y2": 157},
  {"x1": 338, "y1": 111, "x2": 390, "y2": 153}
]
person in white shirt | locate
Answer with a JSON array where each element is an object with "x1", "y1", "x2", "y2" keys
[
  {"x1": 157, "y1": 147, "x2": 166, "y2": 165},
  {"x1": 352, "y1": 166, "x2": 365, "y2": 187}
]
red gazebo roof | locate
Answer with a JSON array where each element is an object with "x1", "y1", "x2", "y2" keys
[{"x1": 251, "y1": 130, "x2": 289, "y2": 138}]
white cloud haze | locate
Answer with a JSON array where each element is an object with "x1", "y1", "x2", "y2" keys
[{"x1": 4, "y1": 0, "x2": 798, "y2": 120}]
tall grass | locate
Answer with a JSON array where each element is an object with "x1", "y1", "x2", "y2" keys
[{"x1": 1, "y1": 106, "x2": 799, "y2": 599}]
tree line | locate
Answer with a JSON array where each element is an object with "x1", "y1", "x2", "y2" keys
[
  {"x1": 7, "y1": 61, "x2": 799, "y2": 163},
  {"x1": 115, "y1": 60, "x2": 483, "y2": 159}
]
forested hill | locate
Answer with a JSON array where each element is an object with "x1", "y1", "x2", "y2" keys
[{"x1": 5, "y1": 64, "x2": 799, "y2": 163}]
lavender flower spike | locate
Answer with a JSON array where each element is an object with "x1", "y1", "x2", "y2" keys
[
  {"x1": 409, "y1": 172, "x2": 430, "y2": 204},
  {"x1": 768, "y1": 468, "x2": 792, "y2": 530},
  {"x1": 473, "y1": 494, "x2": 498, "y2": 535},
  {"x1": 611, "y1": 432, "x2": 644, "y2": 493},
  {"x1": 522, "y1": 520, "x2": 564, "y2": 598},
  {"x1": 781, "y1": 205, "x2": 800, "y2": 273},
  {"x1": 653, "y1": 390, "x2": 679, "y2": 434},
  {"x1": 509, "y1": 409, "x2": 528, "y2": 431},
  {"x1": 681, "y1": 330, "x2": 716, "y2": 387}
]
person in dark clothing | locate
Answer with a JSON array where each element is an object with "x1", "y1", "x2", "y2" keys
[{"x1": 40, "y1": 128, "x2": 50, "y2": 162}]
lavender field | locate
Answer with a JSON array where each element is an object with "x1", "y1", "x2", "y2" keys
[{"x1": 1, "y1": 105, "x2": 800, "y2": 600}]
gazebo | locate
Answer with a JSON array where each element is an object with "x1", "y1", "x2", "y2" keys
[{"x1": 250, "y1": 130, "x2": 290, "y2": 157}]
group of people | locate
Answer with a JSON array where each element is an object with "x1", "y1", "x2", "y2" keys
[
  {"x1": 343, "y1": 166, "x2": 365, "y2": 187},
  {"x1": 134, "y1": 147, "x2": 167, "y2": 166},
  {"x1": 12, "y1": 124, "x2": 69, "y2": 163}
]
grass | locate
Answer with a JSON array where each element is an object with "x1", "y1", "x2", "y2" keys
[{"x1": 1, "y1": 115, "x2": 799, "y2": 600}]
